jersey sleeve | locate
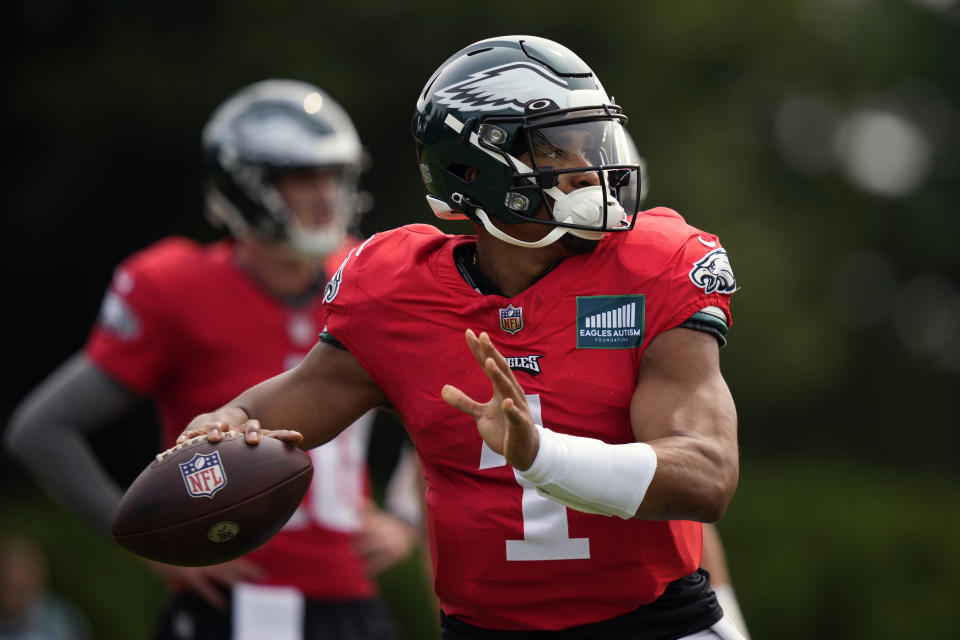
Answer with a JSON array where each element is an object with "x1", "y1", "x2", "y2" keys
[
  {"x1": 320, "y1": 235, "x2": 377, "y2": 348},
  {"x1": 84, "y1": 241, "x2": 187, "y2": 394},
  {"x1": 628, "y1": 209, "x2": 737, "y2": 347},
  {"x1": 661, "y1": 229, "x2": 736, "y2": 337},
  {"x1": 321, "y1": 225, "x2": 449, "y2": 395},
  {"x1": 679, "y1": 306, "x2": 730, "y2": 346},
  {"x1": 320, "y1": 230, "x2": 402, "y2": 393}
]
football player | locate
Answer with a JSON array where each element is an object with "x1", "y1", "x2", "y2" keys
[
  {"x1": 177, "y1": 36, "x2": 743, "y2": 639},
  {"x1": 6, "y1": 80, "x2": 420, "y2": 640}
]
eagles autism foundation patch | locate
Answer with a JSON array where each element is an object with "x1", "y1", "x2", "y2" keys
[{"x1": 576, "y1": 295, "x2": 645, "y2": 349}]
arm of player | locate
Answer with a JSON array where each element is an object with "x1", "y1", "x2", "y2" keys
[
  {"x1": 4, "y1": 353, "x2": 139, "y2": 535},
  {"x1": 629, "y1": 327, "x2": 739, "y2": 522},
  {"x1": 178, "y1": 340, "x2": 389, "y2": 450},
  {"x1": 443, "y1": 328, "x2": 738, "y2": 522}
]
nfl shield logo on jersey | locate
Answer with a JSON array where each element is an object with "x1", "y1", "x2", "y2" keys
[
  {"x1": 499, "y1": 304, "x2": 523, "y2": 334},
  {"x1": 179, "y1": 451, "x2": 228, "y2": 499}
]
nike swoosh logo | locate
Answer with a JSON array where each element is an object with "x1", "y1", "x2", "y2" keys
[{"x1": 697, "y1": 236, "x2": 717, "y2": 247}]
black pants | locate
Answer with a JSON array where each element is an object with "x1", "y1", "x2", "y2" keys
[
  {"x1": 440, "y1": 570, "x2": 721, "y2": 640},
  {"x1": 153, "y1": 591, "x2": 398, "y2": 640}
]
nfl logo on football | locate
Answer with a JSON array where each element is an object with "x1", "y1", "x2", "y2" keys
[
  {"x1": 499, "y1": 304, "x2": 523, "y2": 335},
  {"x1": 179, "y1": 451, "x2": 228, "y2": 499}
]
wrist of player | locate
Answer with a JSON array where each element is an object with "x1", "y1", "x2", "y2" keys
[
  {"x1": 516, "y1": 425, "x2": 657, "y2": 519},
  {"x1": 505, "y1": 412, "x2": 541, "y2": 471}
]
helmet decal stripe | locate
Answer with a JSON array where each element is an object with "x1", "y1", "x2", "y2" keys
[
  {"x1": 443, "y1": 113, "x2": 526, "y2": 171},
  {"x1": 435, "y1": 63, "x2": 570, "y2": 113}
]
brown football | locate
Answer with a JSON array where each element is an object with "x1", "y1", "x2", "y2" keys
[{"x1": 111, "y1": 432, "x2": 312, "y2": 566}]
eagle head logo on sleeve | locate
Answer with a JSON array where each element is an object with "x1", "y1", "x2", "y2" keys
[{"x1": 689, "y1": 248, "x2": 738, "y2": 295}]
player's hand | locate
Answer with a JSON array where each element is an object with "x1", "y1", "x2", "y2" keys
[
  {"x1": 441, "y1": 329, "x2": 540, "y2": 470},
  {"x1": 353, "y1": 499, "x2": 419, "y2": 575},
  {"x1": 142, "y1": 557, "x2": 264, "y2": 610},
  {"x1": 176, "y1": 406, "x2": 303, "y2": 446}
]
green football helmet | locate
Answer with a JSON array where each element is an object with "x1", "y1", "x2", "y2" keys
[{"x1": 412, "y1": 36, "x2": 641, "y2": 248}]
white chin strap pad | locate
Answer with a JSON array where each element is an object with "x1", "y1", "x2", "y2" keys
[
  {"x1": 286, "y1": 219, "x2": 346, "y2": 259},
  {"x1": 546, "y1": 185, "x2": 626, "y2": 240}
]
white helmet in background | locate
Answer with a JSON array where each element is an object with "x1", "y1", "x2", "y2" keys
[{"x1": 203, "y1": 79, "x2": 368, "y2": 258}]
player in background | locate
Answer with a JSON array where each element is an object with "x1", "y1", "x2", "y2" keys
[
  {"x1": 5, "y1": 80, "x2": 420, "y2": 640},
  {"x1": 178, "y1": 36, "x2": 745, "y2": 639}
]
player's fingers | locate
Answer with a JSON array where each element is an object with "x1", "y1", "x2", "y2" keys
[
  {"x1": 187, "y1": 573, "x2": 227, "y2": 610},
  {"x1": 357, "y1": 542, "x2": 389, "y2": 575},
  {"x1": 261, "y1": 429, "x2": 304, "y2": 444},
  {"x1": 501, "y1": 397, "x2": 527, "y2": 426},
  {"x1": 484, "y1": 357, "x2": 524, "y2": 405},
  {"x1": 441, "y1": 384, "x2": 481, "y2": 417},
  {"x1": 209, "y1": 559, "x2": 264, "y2": 584},
  {"x1": 503, "y1": 400, "x2": 536, "y2": 448},
  {"x1": 464, "y1": 328, "x2": 487, "y2": 368},
  {"x1": 502, "y1": 398, "x2": 540, "y2": 471},
  {"x1": 477, "y1": 333, "x2": 525, "y2": 397},
  {"x1": 241, "y1": 419, "x2": 262, "y2": 444},
  {"x1": 176, "y1": 421, "x2": 226, "y2": 444}
]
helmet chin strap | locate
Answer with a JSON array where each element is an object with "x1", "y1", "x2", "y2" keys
[
  {"x1": 475, "y1": 210, "x2": 571, "y2": 248},
  {"x1": 475, "y1": 185, "x2": 624, "y2": 248}
]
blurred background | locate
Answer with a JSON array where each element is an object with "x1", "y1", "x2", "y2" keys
[{"x1": 2, "y1": 0, "x2": 957, "y2": 638}]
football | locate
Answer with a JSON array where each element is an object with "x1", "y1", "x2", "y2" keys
[{"x1": 111, "y1": 431, "x2": 312, "y2": 566}]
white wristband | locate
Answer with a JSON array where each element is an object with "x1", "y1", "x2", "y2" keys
[{"x1": 517, "y1": 425, "x2": 657, "y2": 519}]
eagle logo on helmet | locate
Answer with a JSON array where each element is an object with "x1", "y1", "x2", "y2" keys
[
  {"x1": 689, "y1": 249, "x2": 738, "y2": 295},
  {"x1": 434, "y1": 63, "x2": 570, "y2": 113}
]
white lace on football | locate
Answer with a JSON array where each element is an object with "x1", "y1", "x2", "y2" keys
[{"x1": 155, "y1": 431, "x2": 242, "y2": 463}]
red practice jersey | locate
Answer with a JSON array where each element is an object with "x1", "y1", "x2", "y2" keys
[
  {"x1": 322, "y1": 208, "x2": 735, "y2": 630},
  {"x1": 86, "y1": 237, "x2": 377, "y2": 599}
]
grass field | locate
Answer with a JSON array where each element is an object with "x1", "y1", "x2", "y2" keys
[{"x1": 3, "y1": 456, "x2": 958, "y2": 639}]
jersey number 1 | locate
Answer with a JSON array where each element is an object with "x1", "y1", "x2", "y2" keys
[{"x1": 479, "y1": 394, "x2": 590, "y2": 561}]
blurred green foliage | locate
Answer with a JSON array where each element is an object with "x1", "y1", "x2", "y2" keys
[
  {"x1": 3, "y1": 0, "x2": 957, "y2": 638},
  {"x1": 726, "y1": 457, "x2": 960, "y2": 637}
]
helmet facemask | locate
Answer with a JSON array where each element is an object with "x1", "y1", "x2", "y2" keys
[{"x1": 434, "y1": 105, "x2": 641, "y2": 249}]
